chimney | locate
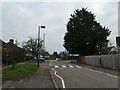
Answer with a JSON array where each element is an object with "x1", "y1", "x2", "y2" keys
[{"x1": 9, "y1": 39, "x2": 14, "y2": 44}]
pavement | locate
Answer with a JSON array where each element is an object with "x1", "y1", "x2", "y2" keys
[{"x1": 2, "y1": 61, "x2": 56, "y2": 89}]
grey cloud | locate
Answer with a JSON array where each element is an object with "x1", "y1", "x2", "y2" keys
[{"x1": 2, "y1": 1, "x2": 119, "y2": 53}]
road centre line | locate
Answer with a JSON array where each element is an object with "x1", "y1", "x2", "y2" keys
[{"x1": 52, "y1": 68, "x2": 66, "y2": 89}]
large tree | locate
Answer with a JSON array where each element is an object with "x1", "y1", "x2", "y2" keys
[{"x1": 63, "y1": 8, "x2": 111, "y2": 56}]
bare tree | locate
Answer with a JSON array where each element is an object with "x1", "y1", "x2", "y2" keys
[
  {"x1": 22, "y1": 37, "x2": 43, "y2": 59},
  {"x1": 108, "y1": 39, "x2": 115, "y2": 47},
  {"x1": 15, "y1": 39, "x2": 20, "y2": 46}
]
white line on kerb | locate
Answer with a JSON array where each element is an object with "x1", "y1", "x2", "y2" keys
[
  {"x1": 52, "y1": 68, "x2": 66, "y2": 89},
  {"x1": 85, "y1": 68, "x2": 118, "y2": 78}
]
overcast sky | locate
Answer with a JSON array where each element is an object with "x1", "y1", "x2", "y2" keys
[{"x1": 1, "y1": 0, "x2": 119, "y2": 54}]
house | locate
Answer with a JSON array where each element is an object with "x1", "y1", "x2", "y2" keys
[
  {"x1": 2, "y1": 39, "x2": 26, "y2": 66},
  {"x1": 110, "y1": 46, "x2": 118, "y2": 54}
]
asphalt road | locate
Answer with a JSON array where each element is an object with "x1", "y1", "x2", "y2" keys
[{"x1": 50, "y1": 60, "x2": 119, "y2": 89}]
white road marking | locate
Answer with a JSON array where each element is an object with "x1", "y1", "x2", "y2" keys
[
  {"x1": 68, "y1": 65, "x2": 74, "y2": 68},
  {"x1": 50, "y1": 62, "x2": 51, "y2": 66},
  {"x1": 61, "y1": 65, "x2": 67, "y2": 68},
  {"x1": 49, "y1": 69, "x2": 59, "y2": 90},
  {"x1": 52, "y1": 68, "x2": 66, "y2": 89},
  {"x1": 55, "y1": 66, "x2": 59, "y2": 68},
  {"x1": 85, "y1": 68, "x2": 118, "y2": 78},
  {"x1": 75, "y1": 65, "x2": 82, "y2": 68},
  {"x1": 49, "y1": 61, "x2": 59, "y2": 90}
]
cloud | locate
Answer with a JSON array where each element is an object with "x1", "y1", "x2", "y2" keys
[
  {"x1": 2, "y1": 1, "x2": 119, "y2": 53},
  {"x1": 118, "y1": 1, "x2": 120, "y2": 36},
  {"x1": 17, "y1": 5, "x2": 33, "y2": 15},
  {"x1": 2, "y1": 0, "x2": 119, "y2": 2}
]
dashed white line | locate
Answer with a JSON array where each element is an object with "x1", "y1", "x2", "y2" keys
[
  {"x1": 61, "y1": 65, "x2": 67, "y2": 68},
  {"x1": 68, "y1": 65, "x2": 74, "y2": 68},
  {"x1": 75, "y1": 65, "x2": 82, "y2": 68},
  {"x1": 55, "y1": 66, "x2": 59, "y2": 68}
]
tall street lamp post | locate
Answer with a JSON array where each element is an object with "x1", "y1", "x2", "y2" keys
[
  {"x1": 42, "y1": 34, "x2": 46, "y2": 58},
  {"x1": 37, "y1": 25, "x2": 46, "y2": 67},
  {"x1": 43, "y1": 34, "x2": 46, "y2": 51}
]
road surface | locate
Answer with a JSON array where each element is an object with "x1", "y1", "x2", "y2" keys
[{"x1": 50, "y1": 60, "x2": 119, "y2": 89}]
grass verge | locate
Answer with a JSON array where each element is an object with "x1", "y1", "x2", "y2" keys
[{"x1": 2, "y1": 63, "x2": 38, "y2": 81}]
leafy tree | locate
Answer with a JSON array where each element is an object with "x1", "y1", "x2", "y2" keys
[
  {"x1": 22, "y1": 37, "x2": 43, "y2": 59},
  {"x1": 64, "y1": 8, "x2": 111, "y2": 56}
]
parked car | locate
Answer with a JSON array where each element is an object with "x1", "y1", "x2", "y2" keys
[
  {"x1": 56, "y1": 58, "x2": 60, "y2": 61},
  {"x1": 40, "y1": 57, "x2": 45, "y2": 61}
]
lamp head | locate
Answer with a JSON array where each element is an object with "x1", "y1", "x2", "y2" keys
[{"x1": 41, "y1": 26, "x2": 46, "y2": 28}]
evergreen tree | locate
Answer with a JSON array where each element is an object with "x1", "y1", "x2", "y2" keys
[{"x1": 63, "y1": 8, "x2": 111, "y2": 56}]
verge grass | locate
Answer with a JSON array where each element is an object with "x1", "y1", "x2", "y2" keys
[{"x1": 2, "y1": 63, "x2": 38, "y2": 81}]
